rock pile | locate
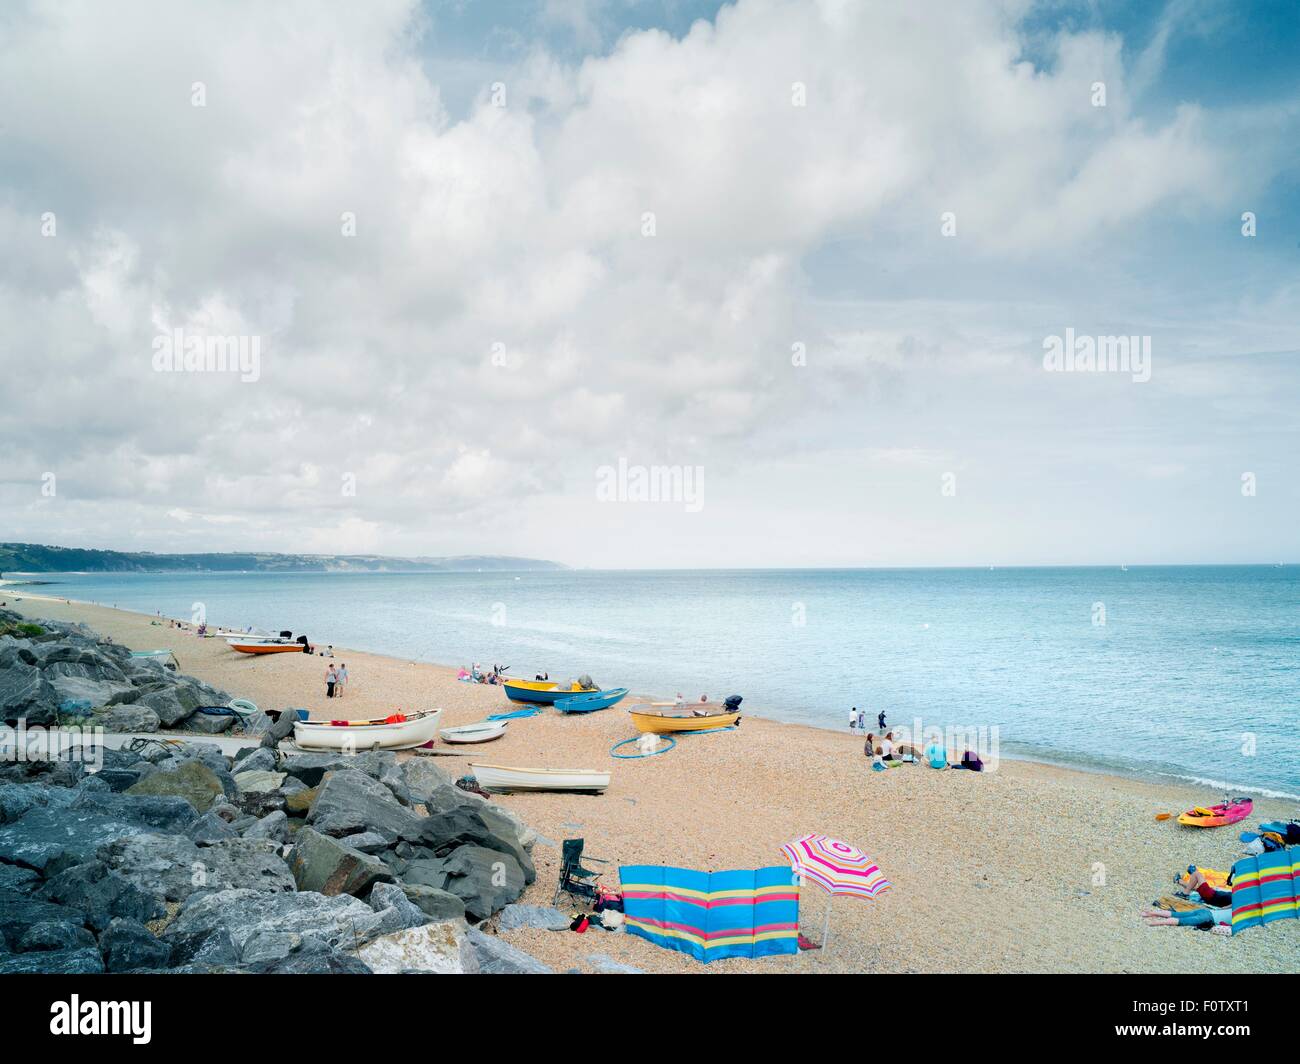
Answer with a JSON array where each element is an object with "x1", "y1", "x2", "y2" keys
[{"x1": 0, "y1": 610, "x2": 554, "y2": 974}]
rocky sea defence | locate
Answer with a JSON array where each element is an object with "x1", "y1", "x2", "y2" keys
[{"x1": 0, "y1": 608, "x2": 555, "y2": 974}]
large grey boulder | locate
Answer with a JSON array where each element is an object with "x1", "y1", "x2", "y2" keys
[
  {"x1": 465, "y1": 928, "x2": 551, "y2": 974},
  {"x1": 99, "y1": 833, "x2": 295, "y2": 902},
  {"x1": 15, "y1": 919, "x2": 97, "y2": 953},
  {"x1": 0, "y1": 807, "x2": 145, "y2": 874},
  {"x1": 401, "y1": 845, "x2": 526, "y2": 921},
  {"x1": 354, "y1": 921, "x2": 477, "y2": 974},
  {"x1": 307, "y1": 769, "x2": 422, "y2": 843},
  {"x1": 260, "y1": 709, "x2": 299, "y2": 750},
  {"x1": 423, "y1": 782, "x2": 536, "y2": 851},
  {"x1": 164, "y1": 888, "x2": 387, "y2": 960},
  {"x1": 233, "y1": 770, "x2": 285, "y2": 795},
  {"x1": 44, "y1": 672, "x2": 136, "y2": 708},
  {"x1": 0, "y1": 948, "x2": 104, "y2": 974},
  {"x1": 37, "y1": 860, "x2": 167, "y2": 931},
  {"x1": 241, "y1": 810, "x2": 289, "y2": 843},
  {"x1": 367, "y1": 881, "x2": 433, "y2": 933},
  {"x1": 91, "y1": 704, "x2": 161, "y2": 733},
  {"x1": 289, "y1": 826, "x2": 393, "y2": 897},
  {"x1": 184, "y1": 711, "x2": 237, "y2": 735},
  {"x1": 281, "y1": 751, "x2": 394, "y2": 788},
  {"x1": 0, "y1": 862, "x2": 39, "y2": 892},
  {"x1": 133, "y1": 687, "x2": 201, "y2": 728},
  {"x1": 249, "y1": 948, "x2": 373, "y2": 974},
  {"x1": 396, "y1": 883, "x2": 467, "y2": 923},
  {"x1": 69, "y1": 790, "x2": 199, "y2": 833},
  {"x1": 125, "y1": 760, "x2": 225, "y2": 813},
  {"x1": 0, "y1": 890, "x2": 90, "y2": 948},
  {"x1": 0, "y1": 661, "x2": 59, "y2": 725},
  {"x1": 232, "y1": 747, "x2": 277, "y2": 776},
  {"x1": 166, "y1": 927, "x2": 239, "y2": 968},
  {"x1": 0, "y1": 781, "x2": 77, "y2": 824},
  {"x1": 400, "y1": 757, "x2": 452, "y2": 805},
  {"x1": 99, "y1": 917, "x2": 172, "y2": 972},
  {"x1": 415, "y1": 805, "x2": 536, "y2": 883}
]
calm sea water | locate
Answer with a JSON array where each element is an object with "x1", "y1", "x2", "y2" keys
[{"x1": 15, "y1": 566, "x2": 1299, "y2": 797}]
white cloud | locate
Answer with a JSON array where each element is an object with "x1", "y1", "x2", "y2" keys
[{"x1": 0, "y1": 0, "x2": 1294, "y2": 566}]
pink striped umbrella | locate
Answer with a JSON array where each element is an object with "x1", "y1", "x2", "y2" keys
[{"x1": 780, "y1": 834, "x2": 891, "y2": 948}]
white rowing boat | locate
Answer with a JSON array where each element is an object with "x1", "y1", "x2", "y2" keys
[
  {"x1": 439, "y1": 720, "x2": 509, "y2": 744},
  {"x1": 469, "y1": 763, "x2": 610, "y2": 793},
  {"x1": 293, "y1": 709, "x2": 442, "y2": 751}
]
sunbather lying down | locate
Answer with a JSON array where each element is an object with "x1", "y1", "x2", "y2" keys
[{"x1": 1142, "y1": 871, "x2": 1233, "y2": 931}]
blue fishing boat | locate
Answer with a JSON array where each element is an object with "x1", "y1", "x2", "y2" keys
[{"x1": 555, "y1": 687, "x2": 629, "y2": 714}]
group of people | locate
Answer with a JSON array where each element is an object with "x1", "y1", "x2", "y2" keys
[
  {"x1": 324, "y1": 662, "x2": 349, "y2": 698},
  {"x1": 849, "y1": 706, "x2": 888, "y2": 733}
]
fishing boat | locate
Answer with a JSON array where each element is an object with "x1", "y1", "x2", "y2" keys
[
  {"x1": 469, "y1": 763, "x2": 611, "y2": 793},
  {"x1": 627, "y1": 702, "x2": 741, "y2": 734},
  {"x1": 438, "y1": 719, "x2": 509, "y2": 744},
  {"x1": 228, "y1": 640, "x2": 303, "y2": 655},
  {"x1": 1177, "y1": 797, "x2": 1253, "y2": 828},
  {"x1": 555, "y1": 687, "x2": 629, "y2": 714},
  {"x1": 293, "y1": 709, "x2": 442, "y2": 751},
  {"x1": 501, "y1": 678, "x2": 596, "y2": 704}
]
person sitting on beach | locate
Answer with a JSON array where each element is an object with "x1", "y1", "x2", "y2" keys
[
  {"x1": 953, "y1": 749, "x2": 983, "y2": 771},
  {"x1": 878, "y1": 733, "x2": 895, "y2": 762},
  {"x1": 923, "y1": 739, "x2": 948, "y2": 769},
  {"x1": 535, "y1": 671, "x2": 549, "y2": 681}
]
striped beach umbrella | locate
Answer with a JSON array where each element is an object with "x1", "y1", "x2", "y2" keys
[{"x1": 780, "y1": 834, "x2": 891, "y2": 949}]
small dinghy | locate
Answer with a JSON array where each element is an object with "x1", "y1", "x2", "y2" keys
[
  {"x1": 439, "y1": 720, "x2": 509, "y2": 745},
  {"x1": 469, "y1": 763, "x2": 611, "y2": 793},
  {"x1": 627, "y1": 703, "x2": 741, "y2": 734},
  {"x1": 501, "y1": 678, "x2": 595, "y2": 704},
  {"x1": 293, "y1": 709, "x2": 441, "y2": 751},
  {"x1": 229, "y1": 640, "x2": 302, "y2": 655},
  {"x1": 1177, "y1": 797, "x2": 1253, "y2": 828},
  {"x1": 555, "y1": 687, "x2": 629, "y2": 714}
]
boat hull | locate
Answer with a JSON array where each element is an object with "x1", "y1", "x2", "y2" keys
[
  {"x1": 439, "y1": 720, "x2": 509, "y2": 744},
  {"x1": 469, "y1": 762, "x2": 610, "y2": 793},
  {"x1": 556, "y1": 687, "x2": 629, "y2": 714},
  {"x1": 502, "y1": 680, "x2": 590, "y2": 704},
  {"x1": 1177, "y1": 798, "x2": 1252, "y2": 828},
  {"x1": 628, "y1": 708, "x2": 741, "y2": 734},
  {"x1": 293, "y1": 710, "x2": 441, "y2": 751},
  {"x1": 230, "y1": 642, "x2": 303, "y2": 654}
]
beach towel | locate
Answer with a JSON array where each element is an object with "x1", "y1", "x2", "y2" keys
[
  {"x1": 1230, "y1": 846, "x2": 1299, "y2": 934},
  {"x1": 619, "y1": 865, "x2": 800, "y2": 964}
]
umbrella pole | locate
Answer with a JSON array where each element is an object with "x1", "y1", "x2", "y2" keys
[{"x1": 822, "y1": 897, "x2": 833, "y2": 950}]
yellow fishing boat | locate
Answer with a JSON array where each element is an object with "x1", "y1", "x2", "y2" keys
[
  {"x1": 627, "y1": 703, "x2": 741, "y2": 734},
  {"x1": 501, "y1": 678, "x2": 591, "y2": 704}
]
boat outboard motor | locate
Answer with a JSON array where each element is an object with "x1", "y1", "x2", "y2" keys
[
  {"x1": 280, "y1": 630, "x2": 293, "y2": 638},
  {"x1": 577, "y1": 673, "x2": 596, "y2": 690},
  {"x1": 723, "y1": 695, "x2": 743, "y2": 711}
]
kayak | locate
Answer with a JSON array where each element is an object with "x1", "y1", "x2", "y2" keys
[{"x1": 1177, "y1": 797, "x2": 1253, "y2": 828}]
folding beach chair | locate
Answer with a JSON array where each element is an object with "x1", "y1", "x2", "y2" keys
[{"x1": 553, "y1": 838, "x2": 609, "y2": 907}]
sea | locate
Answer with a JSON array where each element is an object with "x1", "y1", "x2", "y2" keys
[{"x1": 12, "y1": 566, "x2": 1298, "y2": 798}]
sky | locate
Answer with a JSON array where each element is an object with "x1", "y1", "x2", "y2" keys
[{"x1": 1, "y1": 0, "x2": 1297, "y2": 569}]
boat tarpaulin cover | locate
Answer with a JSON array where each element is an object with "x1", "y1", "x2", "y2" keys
[
  {"x1": 619, "y1": 864, "x2": 799, "y2": 963},
  {"x1": 1230, "y1": 846, "x2": 1299, "y2": 933}
]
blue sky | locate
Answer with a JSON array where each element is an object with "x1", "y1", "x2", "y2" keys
[{"x1": 1, "y1": 0, "x2": 1296, "y2": 567}]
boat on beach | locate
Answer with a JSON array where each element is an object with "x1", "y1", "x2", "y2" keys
[
  {"x1": 228, "y1": 640, "x2": 303, "y2": 655},
  {"x1": 555, "y1": 687, "x2": 628, "y2": 714},
  {"x1": 502, "y1": 678, "x2": 596, "y2": 704},
  {"x1": 293, "y1": 709, "x2": 442, "y2": 751},
  {"x1": 439, "y1": 719, "x2": 509, "y2": 744},
  {"x1": 627, "y1": 702, "x2": 741, "y2": 733},
  {"x1": 469, "y1": 763, "x2": 611, "y2": 793},
  {"x1": 1177, "y1": 797, "x2": 1253, "y2": 828}
]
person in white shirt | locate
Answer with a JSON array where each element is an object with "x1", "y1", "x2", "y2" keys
[{"x1": 878, "y1": 733, "x2": 895, "y2": 761}]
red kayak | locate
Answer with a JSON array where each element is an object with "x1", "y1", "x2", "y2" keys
[{"x1": 1177, "y1": 797, "x2": 1253, "y2": 828}]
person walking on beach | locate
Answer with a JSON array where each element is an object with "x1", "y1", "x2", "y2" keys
[
  {"x1": 325, "y1": 664, "x2": 338, "y2": 699},
  {"x1": 856, "y1": 707, "x2": 865, "y2": 732},
  {"x1": 337, "y1": 663, "x2": 348, "y2": 697}
]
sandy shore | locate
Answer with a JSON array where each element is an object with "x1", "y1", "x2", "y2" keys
[{"x1": 4, "y1": 587, "x2": 1296, "y2": 974}]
